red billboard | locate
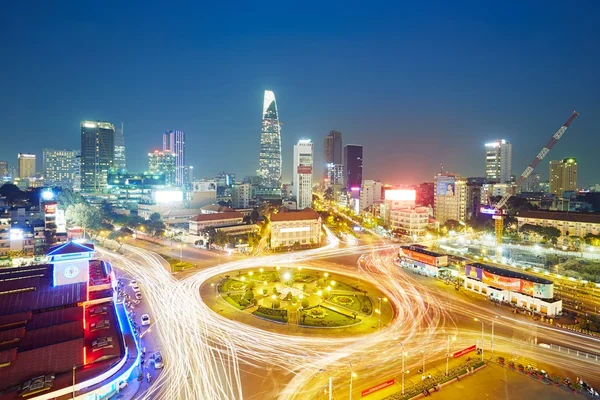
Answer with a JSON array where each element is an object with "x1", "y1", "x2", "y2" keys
[
  {"x1": 481, "y1": 270, "x2": 534, "y2": 295},
  {"x1": 453, "y1": 345, "x2": 476, "y2": 358},
  {"x1": 400, "y1": 248, "x2": 437, "y2": 266},
  {"x1": 297, "y1": 166, "x2": 312, "y2": 174},
  {"x1": 361, "y1": 378, "x2": 395, "y2": 397},
  {"x1": 44, "y1": 201, "x2": 57, "y2": 215}
]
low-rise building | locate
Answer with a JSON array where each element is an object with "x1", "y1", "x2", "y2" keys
[
  {"x1": 270, "y1": 208, "x2": 322, "y2": 249},
  {"x1": 516, "y1": 210, "x2": 600, "y2": 238},
  {"x1": 188, "y1": 211, "x2": 244, "y2": 235},
  {"x1": 389, "y1": 206, "x2": 433, "y2": 236},
  {"x1": 463, "y1": 262, "x2": 561, "y2": 316}
]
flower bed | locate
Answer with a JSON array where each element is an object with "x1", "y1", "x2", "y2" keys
[
  {"x1": 299, "y1": 306, "x2": 358, "y2": 327},
  {"x1": 252, "y1": 306, "x2": 288, "y2": 323}
]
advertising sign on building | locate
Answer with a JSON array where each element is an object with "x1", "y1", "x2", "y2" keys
[
  {"x1": 297, "y1": 166, "x2": 312, "y2": 174},
  {"x1": 436, "y1": 176, "x2": 456, "y2": 196},
  {"x1": 400, "y1": 248, "x2": 437, "y2": 266},
  {"x1": 465, "y1": 264, "x2": 545, "y2": 297},
  {"x1": 192, "y1": 181, "x2": 217, "y2": 192},
  {"x1": 453, "y1": 345, "x2": 476, "y2": 358},
  {"x1": 43, "y1": 201, "x2": 57, "y2": 215}
]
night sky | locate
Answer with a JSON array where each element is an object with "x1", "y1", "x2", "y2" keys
[{"x1": 1, "y1": 1, "x2": 599, "y2": 186}]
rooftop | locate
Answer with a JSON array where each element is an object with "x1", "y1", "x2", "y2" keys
[
  {"x1": 516, "y1": 210, "x2": 600, "y2": 224},
  {"x1": 190, "y1": 211, "x2": 244, "y2": 222},
  {"x1": 270, "y1": 208, "x2": 321, "y2": 222},
  {"x1": 466, "y1": 262, "x2": 553, "y2": 285}
]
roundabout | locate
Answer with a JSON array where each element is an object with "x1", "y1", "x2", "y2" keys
[{"x1": 203, "y1": 265, "x2": 393, "y2": 334}]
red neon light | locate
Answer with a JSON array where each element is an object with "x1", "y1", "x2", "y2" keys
[{"x1": 83, "y1": 346, "x2": 87, "y2": 365}]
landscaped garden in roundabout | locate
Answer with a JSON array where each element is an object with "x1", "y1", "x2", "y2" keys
[{"x1": 207, "y1": 266, "x2": 393, "y2": 331}]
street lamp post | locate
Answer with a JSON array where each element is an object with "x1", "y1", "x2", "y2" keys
[
  {"x1": 446, "y1": 335, "x2": 456, "y2": 376},
  {"x1": 474, "y1": 318, "x2": 484, "y2": 361},
  {"x1": 400, "y1": 343, "x2": 405, "y2": 395},
  {"x1": 329, "y1": 376, "x2": 333, "y2": 400},
  {"x1": 421, "y1": 350, "x2": 425, "y2": 378},
  {"x1": 349, "y1": 364, "x2": 356, "y2": 400},
  {"x1": 491, "y1": 316, "x2": 498, "y2": 356}
]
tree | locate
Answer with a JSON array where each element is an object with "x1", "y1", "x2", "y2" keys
[
  {"x1": 243, "y1": 290, "x2": 255, "y2": 301},
  {"x1": 301, "y1": 298, "x2": 310, "y2": 308},
  {"x1": 65, "y1": 203, "x2": 101, "y2": 233},
  {"x1": 250, "y1": 209, "x2": 260, "y2": 223},
  {"x1": 443, "y1": 219, "x2": 462, "y2": 232},
  {"x1": 584, "y1": 233, "x2": 600, "y2": 247},
  {"x1": 149, "y1": 212, "x2": 162, "y2": 222},
  {"x1": 57, "y1": 189, "x2": 87, "y2": 209},
  {"x1": 214, "y1": 230, "x2": 229, "y2": 246},
  {"x1": 323, "y1": 187, "x2": 334, "y2": 201}
]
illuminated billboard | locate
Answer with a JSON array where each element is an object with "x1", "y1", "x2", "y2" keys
[
  {"x1": 192, "y1": 181, "x2": 217, "y2": 192},
  {"x1": 44, "y1": 201, "x2": 57, "y2": 215},
  {"x1": 436, "y1": 176, "x2": 455, "y2": 196},
  {"x1": 153, "y1": 190, "x2": 183, "y2": 203},
  {"x1": 465, "y1": 264, "x2": 553, "y2": 297},
  {"x1": 10, "y1": 228, "x2": 24, "y2": 241},
  {"x1": 385, "y1": 189, "x2": 416, "y2": 201},
  {"x1": 297, "y1": 166, "x2": 312, "y2": 174}
]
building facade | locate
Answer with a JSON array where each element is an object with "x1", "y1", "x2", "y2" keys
[
  {"x1": 360, "y1": 180, "x2": 382, "y2": 210},
  {"x1": 293, "y1": 139, "x2": 313, "y2": 210},
  {"x1": 485, "y1": 139, "x2": 512, "y2": 183},
  {"x1": 270, "y1": 208, "x2": 322, "y2": 248},
  {"x1": 80, "y1": 121, "x2": 115, "y2": 192},
  {"x1": 231, "y1": 184, "x2": 252, "y2": 208},
  {"x1": 549, "y1": 158, "x2": 577, "y2": 196},
  {"x1": 163, "y1": 130, "x2": 185, "y2": 186},
  {"x1": 188, "y1": 211, "x2": 244, "y2": 235},
  {"x1": 433, "y1": 174, "x2": 467, "y2": 224},
  {"x1": 324, "y1": 130, "x2": 342, "y2": 180},
  {"x1": 516, "y1": 210, "x2": 600, "y2": 238},
  {"x1": 148, "y1": 150, "x2": 176, "y2": 186},
  {"x1": 18, "y1": 153, "x2": 36, "y2": 179},
  {"x1": 43, "y1": 149, "x2": 80, "y2": 189},
  {"x1": 0, "y1": 161, "x2": 8, "y2": 178},
  {"x1": 257, "y1": 90, "x2": 282, "y2": 195},
  {"x1": 390, "y1": 206, "x2": 433, "y2": 236},
  {"x1": 343, "y1": 145, "x2": 363, "y2": 191},
  {"x1": 113, "y1": 123, "x2": 126, "y2": 172}
]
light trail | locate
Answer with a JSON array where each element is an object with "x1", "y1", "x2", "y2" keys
[{"x1": 98, "y1": 226, "x2": 600, "y2": 399}]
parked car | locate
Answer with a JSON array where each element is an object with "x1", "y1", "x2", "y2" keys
[
  {"x1": 152, "y1": 352, "x2": 164, "y2": 369},
  {"x1": 538, "y1": 343, "x2": 551, "y2": 349},
  {"x1": 141, "y1": 314, "x2": 150, "y2": 326},
  {"x1": 135, "y1": 292, "x2": 143, "y2": 300}
]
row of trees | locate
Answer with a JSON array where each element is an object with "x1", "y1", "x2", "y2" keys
[{"x1": 519, "y1": 223, "x2": 561, "y2": 244}]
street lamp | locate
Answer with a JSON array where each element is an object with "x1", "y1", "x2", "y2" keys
[
  {"x1": 491, "y1": 316, "x2": 498, "y2": 356},
  {"x1": 446, "y1": 335, "x2": 456, "y2": 376},
  {"x1": 474, "y1": 318, "x2": 484, "y2": 361},
  {"x1": 349, "y1": 364, "x2": 356, "y2": 400},
  {"x1": 400, "y1": 343, "x2": 406, "y2": 395}
]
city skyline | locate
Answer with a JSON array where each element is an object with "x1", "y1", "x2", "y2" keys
[{"x1": 1, "y1": 2, "x2": 599, "y2": 186}]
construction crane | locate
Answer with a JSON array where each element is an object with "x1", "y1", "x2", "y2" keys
[{"x1": 480, "y1": 111, "x2": 579, "y2": 244}]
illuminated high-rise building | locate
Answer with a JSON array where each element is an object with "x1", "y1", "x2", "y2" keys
[
  {"x1": 0, "y1": 161, "x2": 9, "y2": 178},
  {"x1": 293, "y1": 139, "x2": 313, "y2": 209},
  {"x1": 43, "y1": 149, "x2": 80, "y2": 189},
  {"x1": 257, "y1": 90, "x2": 282, "y2": 196},
  {"x1": 324, "y1": 130, "x2": 342, "y2": 180},
  {"x1": 549, "y1": 158, "x2": 577, "y2": 196},
  {"x1": 163, "y1": 130, "x2": 185, "y2": 186},
  {"x1": 113, "y1": 122, "x2": 126, "y2": 172},
  {"x1": 343, "y1": 145, "x2": 363, "y2": 191},
  {"x1": 485, "y1": 139, "x2": 512, "y2": 183},
  {"x1": 148, "y1": 150, "x2": 176, "y2": 186},
  {"x1": 18, "y1": 153, "x2": 36, "y2": 179},
  {"x1": 433, "y1": 173, "x2": 467, "y2": 224},
  {"x1": 80, "y1": 121, "x2": 115, "y2": 192}
]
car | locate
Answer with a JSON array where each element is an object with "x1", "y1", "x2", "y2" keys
[
  {"x1": 141, "y1": 314, "x2": 150, "y2": 326},
  {"x1": 152, "y1": 351, "x2": 164, "y2": 369},
  {"x1": 538, "y1": 343, "x2": 551, "y2": 349},
  {"x1": 135, "y1": 292, "x2": 143, "y2": 300},
  {"x1": 132, "y1": 285, "x2": 141, "y2": 293}
]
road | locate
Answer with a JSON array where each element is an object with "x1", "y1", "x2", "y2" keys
[{"x1": 100, "y1": 226, "x2": 600, "y2": 400}]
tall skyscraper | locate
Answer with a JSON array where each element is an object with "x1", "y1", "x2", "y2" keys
[
  {"x1": 43, "y1": 149, "x2": 80, "y2": 188},
  {"x1": 113, "y1": 122, "x2": 126, "y2": 172},
  {"x1": 549, "y1": 158, "x2": 578, "y2": 196},
  {"x1": 293, "y1": 139, "x2": 314, "y2": 209},
  {"x1": 257, "y1": 90, "x2": 282, "y2": 195},
  {"x1": 80, "y1": 121, "x2": 115, "y2": 192},
  {"x1": 324, "y1": 130, "x2": 342, "y2": 180},
  {"x1": 0, "y1": 161, "x2": 8, "y2": 177},
  {"x1": 485, "y1": 139, "x2": 512, "y2": 183},
  {"x1": 163, "y1": 130, "x2": 185, "y2": 186},
  {"x1": 148, "y1": 150, "x2": 176, "y2": 186},
  {"x1": 17, "y1": 153, "x2": 36, "y2": 178},
  {"x1": 343, "y1": 145, "x2": 363, "y2": 190}
]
